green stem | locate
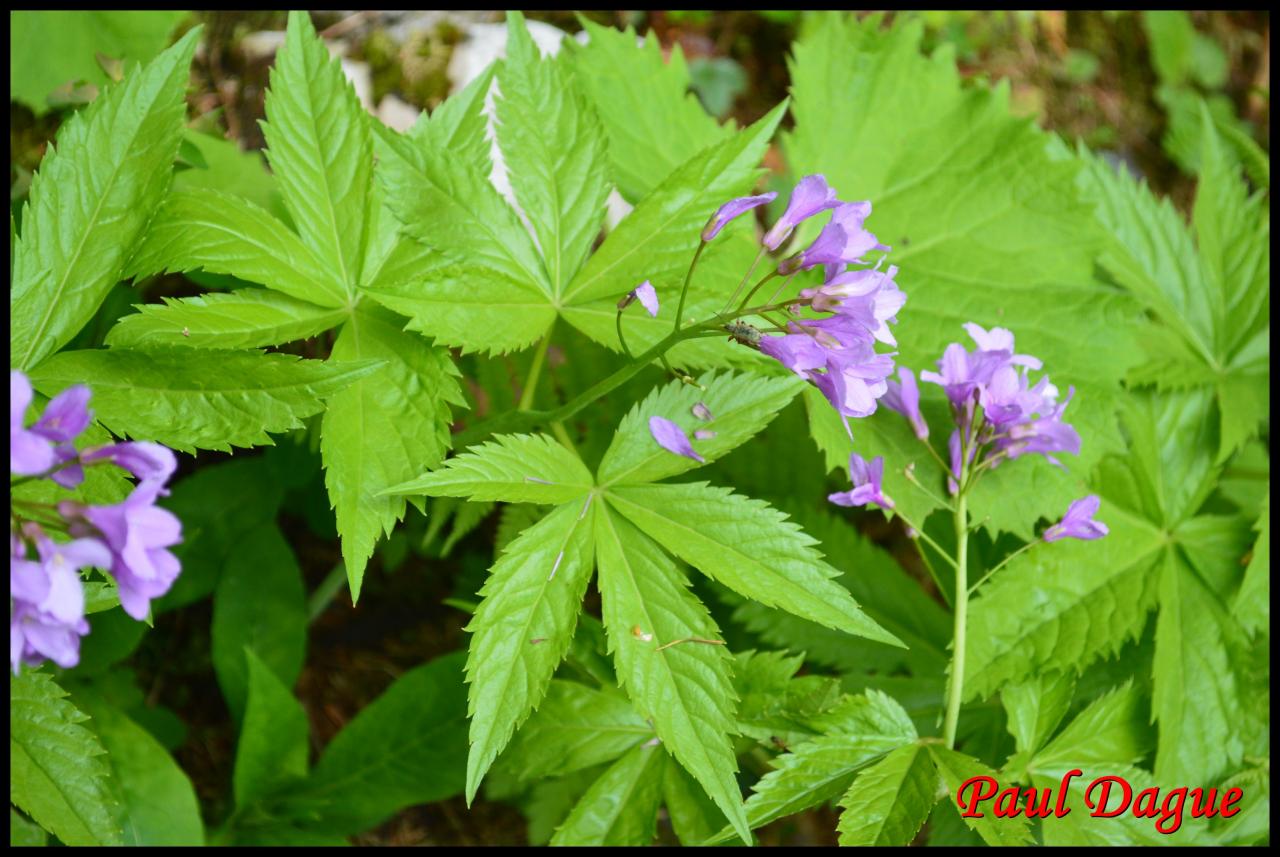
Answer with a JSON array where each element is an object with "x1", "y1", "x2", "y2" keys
[
  {"x1": 720, "y1": 245, "x2": 767, "y2": 315},
  {"x1": 737, "y1": 270, "x2": 780, "y2": 313},
  {"x1": 615, "y1": 309, "x2": 634, "y2": 360},
  {"x1": 308, "y1": 562, "x2": 348, "y2": 624},
  {"x1": 968, "y1": 540, "x2": 1037, "y2": 595},
  {"x1": 673, "y1": 241, "x2": 707, "y2": 335},
  {"x1": 943, "y1": 492, "x2": 969, "y2": 749},
  {"x1": 912, "y1": 539, "x2": 953, "y2": 610},
  {"x1": 519, "y1": 329, "x2": 553, "y2": 411},
  {"x1": 891, "y1": 510, "x2": 957, "y2": 570}
]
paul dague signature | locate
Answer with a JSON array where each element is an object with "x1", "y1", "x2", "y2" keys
[{"x1": 956, "y1": 770, "x2": 1244, "y2": 835}]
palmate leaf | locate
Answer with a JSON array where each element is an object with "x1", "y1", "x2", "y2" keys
[
  {"x1": 385, "y1": 432, "x2": 592, "y2": 505},
  {"x1": 71, "y1": 690, "x2": 203, "y2": 846},
  {"x1": 836, "y1": 743, "x2": 939, "y2": 846},
  {"x1": 408, "y1": 61, "x2": 495, "y2": 178},
  {"x1": 561, "y1": 101, "x2": 784, "y2": 307},
  {"x1": 503, "y1": 680, "x2": 653, "y2": 781},
  {"x1": 1029, "y1": 681, "x2": 1153, "y2": 773},
  {"x1": 593, "y1": 505, "x2": 749, "y2": 845},
  {"x1": 606, "y1": 482, "x2": 902, "y2": 646},
  {"x1": 11, "y1": 29, "x2": 199, "y2": 371},
  {"x1": 927, "y1": 746, "x2": 1034, "y2": 846},
  {"x1": 963, "y1": 500, "x2": 1165, "y2": 700},
  {"x1": 124, "y1": 189, "x2": 345, "y2": 308},
  {"x1": 787, "y1": 16, "x2": 1141, "y2": 530},
  {"x1": 707, "y1": 692, "x2": 918, "y2": 844},
  {"x1": 550, "y1": 743, "x2": 667, "y2": 846},
  {"x1": 464, "y1": 498, "x2": 597, "y2": 803},
  {"x1": 597, "y1": 370, "x2": 803, "y2": 486},
  {"x1": 363, "y1": 266, "x2": 556, "y2": 356},
  {"x1": 1000, "y1": 671, "x2": 1076, "y2": 758},
  {"x1": 498, "y1": 12, "x2": 611, "y2": 296},
  {"x1": 10, "y1": 670, "x2": 122, "y2": 846},
  {"x1": 261, "y1": 11, "x2": 369, "y2": 296},
  {"x1": 662, "y1": 756, "x2": 728, "y2": 845},
  {"x1": 320, "y1": 307, "x2": 464, "y2": 600},
  {"x1": 28, "y1": 347, "x2": 379, "y2": 453},
  {"x1": 567, "y1": 18, "x2": 731, "y2": 203},
  {"x1": 105, "y1": 289, "x2": 348, "y2": 350}
]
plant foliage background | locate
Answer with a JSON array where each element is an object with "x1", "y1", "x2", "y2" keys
[{"x1": 8, "y1": 9, "x2": 1270, "y2": 846}]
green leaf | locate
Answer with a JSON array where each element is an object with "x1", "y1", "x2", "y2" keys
[
  {"x1": 598, "y1": 370, "x2": 803, "y2": 486},
  {"x1": 927, "y1": 745, "x2": 1034, "y2": 846},
  {"x1": 550, "y1": 743, "x2": 666, "y2": 846},
  {"x1": 375, "y1": 96, "x2": 549, "y2": 296},
  {"x1": 386, "y1": 432, "x2": 592, "y2": 504},
  {"x1": 10, "y1": 29, "x2": 199, "y2": 371},
  {"x1": 498, "y1": 12, "x2": 611, "y2": 295},
  {"x1": 836, "y1": 743, "x2": 939, "y2": 846},
  {"x1": 964, "y1": 501, "x2": 1164, "y2": 700},
  {"x1": 1030, "y1": 681, "x2": 1152, "y2": 773},
  {"x1": 320, "y1": 308, "x2": 464, "y2": 600},
  {"x1": 10, "y1": 670, "x2": 122, "y2": 845},
  {"x1": 72, "y1": 691, "x2": 203, "y2": 846},
  {"x1": 503, "y1": 680, "x2": 653, "y2": 781},
  {"x1": 606, "y1": 482, "x2": 902, "y2": 646},
  {"x1": 709, "y1": 697, "x2": 917, "y2": 844},
  {"x1": 1234, "y1": 492, "x2": 1269, "y2": 635},
  {"x1": 593, "y1": 505, "x2": 748, "y2": 844},
  {"x1": 124, "y1": 189, "x2": 346, "y2": 308},
  {"x1": 662, "y1": 756, "x2": 728, "y2": 846},
  {"x1": 464, "y1": 498, "x2": 597, "y2": 802},
  {"x1": 10, "y1": 809, "x2": 47, "y2": 847},
  {"x1": 261, "y1": 11, "x2": 370, "y2": 297},
  {"x1": 158, "y1": 456, "x2": 286, "y2": 611},
  {"x1": 9, "y1": 11, "x2": 186, "y2": 114},
  {"x1": 171, "y1": 130, "x2": 287, "y2": 219},
  {"x1": 363, "y1": 266, "x2": 557, "y2": 356},
  {"x1": 726, "y1": 505, "x2": 949, "y2": 677},
  {"x1": 210, "y1": 524, "x2": 308, "y2": 720},
  {"x1": 1152, "y1": 551, "x2": 1249, "y2": 785},
  {"x1": 277, "y1": 652, "x2": 469, "y2": 835},
  {"x1": 234, "y1": 649, "x2": 310, "y2": 809},
  {"x1": 410, "y1": 61, "x2": 495, "y2": 178},
  {"x1": 562, "y1": 100, "x2": 785, "y2": 307},
  {"x1": 567, "y1": 19, "x2": 729, "y2": 202},
  {"x1": 1001, "y1": 671, "x2": 1076, "y2": 758},
  {"x1": 1142, "y1": 11, "x2": 1196, "y2": 85},
  {"x1": 105, "y1": 289, "x2": 347, "y2": 350},
  {"x1": 29, "y1": 347, "x2": 379, "y2": 453}
]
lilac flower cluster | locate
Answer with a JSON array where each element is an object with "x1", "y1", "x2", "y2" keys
[
  {"x1": 10, "y1": 371, "x2": 183, "y2": 673},
  {"x1": 705, "y1": 175, "x2": 904, "y2": 420}
]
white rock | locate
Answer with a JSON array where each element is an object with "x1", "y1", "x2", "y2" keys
[
  {"x1": 378, "y1": 93, "x2": 421, "y2": 133},
  {"x1": 240, "y1": 30, "x2": 287, "y2": 62},
  {"x1": 340, "y1": 59, "x2": 374, "y2": 110}
]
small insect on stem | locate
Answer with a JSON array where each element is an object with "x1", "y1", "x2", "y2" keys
[
  {"x1": 723, "y1": 321, "x2": 762, "y2": 348},
  {"x1": 654, "y1": 637, "x2": 726, "y2": 652},
  {"x1": 529, "y1": 637, "x2": 547, "y2": 645}
]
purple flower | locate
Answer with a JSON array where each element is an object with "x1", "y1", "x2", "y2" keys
[
  {"x1": 1043, "y1": 495, "x2": 1108, "y2": 542},
  {"x1": 619, "y1": 280, "x2": 660, "y2": 317},
  {"x1": 883, "y1": 367, "x2": 929, "y2": 440},
  {"x1": 82, "y1": 442, "x2": 177, "y2": 499},
  {"x1": 648, "y1": 416, "x2": 705, "y2": 464},
  {"x1": 703, "y1": 192, "x2": 777, "y2": 242},
  {"x1": 33, "y1": 385, "x2": 92, "y2": 489},
  {"x1": 829, "y1": 453, "x2": 894, "y2": 510},
  {"x1": 779, "y1": 202, "x2": 887, "y2": 275},
  {"x1": 10, "y1": 535, "x2": 108, "y2": 672},
  {"x1": 962, "y1": 322, "x2": 1041, "y2": 369},
  {"x1": 762, "y1": 174, "x2": 840, "y2": 251},
  {"x1": 77, "y1": 492, "x2": 183, "y2": 621},
  {"x1": 10, "y1": 371, "x2": 55, "y2": 476}
]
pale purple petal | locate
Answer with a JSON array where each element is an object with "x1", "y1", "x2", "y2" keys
[
  {"x1": 1044, "y1": 495, "x2": 1108, "y2": 542},
  {"x1": 631, "y1": 281, "x2": 660, "y2": 317},
  {"x1": 702, "y1": 192, "x2": 776, "y2": 242},
  {"x1": 33, "y1": 385, "x2": 91, "y2": 442},
  {"x1": 692, "y1": 402, "x2": 713, "y2": 421},
  {"x1": 648, "y1": 416, "x2": 705, "y2": 463},
  {"x1": 762, "y1": 174, "x2": 840, "y2": 250}
]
